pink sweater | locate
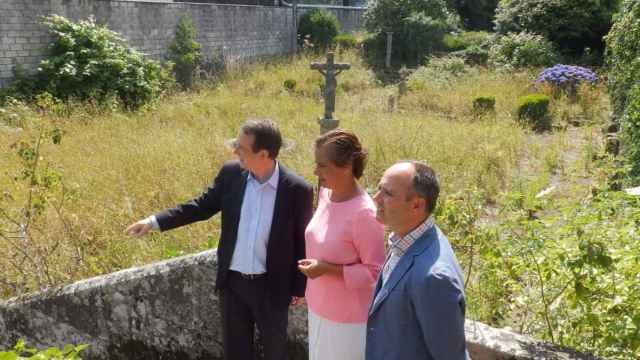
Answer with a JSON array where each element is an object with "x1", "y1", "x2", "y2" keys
[{"x1": 304, "y1": 187, "x2": 385, "y2": 323}]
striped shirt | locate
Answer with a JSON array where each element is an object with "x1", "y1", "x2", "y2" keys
[{"x1": 382, "y1": 216, "x2": 435, "y2": 284}]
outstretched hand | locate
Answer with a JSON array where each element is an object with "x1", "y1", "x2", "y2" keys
[{"x1": 125, "y1": 220, "x2": 152, "y2": 238}]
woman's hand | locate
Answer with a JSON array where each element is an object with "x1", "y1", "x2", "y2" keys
[
  {"x1": 298, "y1": 259, "x2": 326, "y2": 279},
  {"x1": 298, "y1": 259, "x2": 342, "y2": 279}
]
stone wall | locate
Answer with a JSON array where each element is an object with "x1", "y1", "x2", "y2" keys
[
  {"x1": 0, "y1": 249, "x2": 602, "y2": 360},
  {"x1": 174, "y1": 0, "x2": 281, "y2": 8},
  {"x1": 0, "y1": 0, "x2": 365, "y2": 88}
]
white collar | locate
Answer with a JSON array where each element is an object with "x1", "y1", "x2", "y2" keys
[{"x1": 248, "y1": 161, "x2": 279, "y2": 189}]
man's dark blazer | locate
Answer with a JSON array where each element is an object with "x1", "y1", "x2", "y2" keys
[{"x1": 154, "y1": 160, "x2": 313, "y2": 306}]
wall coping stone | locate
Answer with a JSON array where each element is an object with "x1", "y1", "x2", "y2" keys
[{"x1": 0, "y1": 249, "x2": 603, "y2": 360}]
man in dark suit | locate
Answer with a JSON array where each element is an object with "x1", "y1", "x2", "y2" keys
[{"x1": 126, "y1": 119, "x2": 313, "y2": 360}]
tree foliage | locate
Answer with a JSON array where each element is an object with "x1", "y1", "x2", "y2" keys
[
  {"x1": 445, "y1": 0, "x2": 499, "y2": 31},
  {"x1": 0, "y1": 340, "x2": 87, "y2": 359},
  {"x1": 605, "y1": 0, "x2": 640, "y2": 179},
  {"x1": 168, "y1": 16, "x2": 202, "y2": 89},
  {"x1": 488, "y1": 32, "x2": 559, "y2": 68},
  {"x1": 605, "y1": 0, "x2": 640, "y2": 116},
  {"x1": 298, "y1": 9, "x2": 341, "y2": 50},
  {"x1": 364, "y1": 0, "x2": 459, "y2": 65},
  {"x1": 495, "y1": 0, "x2": 619, "y2": 59}
]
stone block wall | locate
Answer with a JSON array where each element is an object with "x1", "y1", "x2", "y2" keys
[
  {"x1": 0, "y1": 0, "x2": 365, "y2": 88},
  {"x1": 0, "y1": 249, "x2": 602, "y2": 360},
  {"x1": 175, "y1": 0, "x2": 280, "y2": 7}
]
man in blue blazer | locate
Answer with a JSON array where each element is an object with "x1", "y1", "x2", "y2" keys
[{"x1": 367, "y1": 161, "x2": 469, "y2": 360}]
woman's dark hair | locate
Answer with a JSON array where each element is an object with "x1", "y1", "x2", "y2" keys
[{"x1": 315, "y1": 129, "x2": 368, "y2": 179}]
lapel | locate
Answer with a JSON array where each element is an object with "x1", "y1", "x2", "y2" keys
[
  {"x1": 368, "y1": 272, "x2": 384, "y2": 314},
  {"x1": 266, "y1": 162, "x2": 289, "y2": 257},
  {"x1": 230, "y1": 167, "x2": 249, "y2": 222},
  {"x1": 232, "y1": 169, "x2": 249, "y2": 211},
  {"x1": 369, "y1": 226, "x2": 438, "y2": 316},
  {"x1": 224, "y1": 168, "x2": 249, "y2": 256}
]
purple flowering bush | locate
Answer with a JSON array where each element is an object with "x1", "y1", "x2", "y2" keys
[
  {"x1": 536, "y1": 64, "x2": 598, "y2": 86},
  {"x1": 536, "y1": 64, "x2": 598, "y2": 101}
]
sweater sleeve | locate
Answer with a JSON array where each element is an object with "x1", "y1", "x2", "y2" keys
[{"x1": 343, "y1": 207, "x2": 386, "y2": 290}]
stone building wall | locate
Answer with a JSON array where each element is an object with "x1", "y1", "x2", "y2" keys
[{"x1": 0, "y1": 0, "x2": 364, "y2": 88}]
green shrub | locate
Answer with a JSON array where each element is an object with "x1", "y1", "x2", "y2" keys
[
  {"x1": 426, "y1": 55, "x2": 467, "y2": 76},
  {"x1": 283, "y1": 79, "x2": 297, "y2": 91},
  {"x1": 0, "y1": 340, "x2": 87, "y2": 359},
  {"x1": 406, "y1": 55, "x2": 469, "y2": 89},
  {"x1": 168, "y1": 16, "x2": 202, "y2": 89},
  {"x1": 0, "y1": 65, "x2": 38, "y2": 105},
  {"x1": 443, "y1": 31, "x2": 491, "y2": 65},
  {"x1": 395, "y1": 13, "x2": 454, "y2": 65},
  {"x1": 494, "y1": 0, "x2": 619, "y2": 59},
  {"x1": 333, "y1": 34, "x2": 359, "y2": 49},
  {"x1": 621, "y1": 85, "x2": 640, "y2": 178},
  {"x1": 489, "y1": 32, "x2": 559, "y2": 68},
  {"x1": 605, "y1": 0, "x2": 640, "y2": 117},
  {"x1": 364, "y1": 0, "x2": 458, "y2": 66},
  {"x1": 298, "y1": 9, "x2": 341, "y2": 50},
  {"x1": 471, "y1": 185, "x2": 640, "y2": 360},
  {"x1": 32, "y1": 15, "x2": 170, "y2": 110},
  {"x1": 605, "y1": 0, "x2": 640, "y2": 180},
  {"x1": 473, "y1": 96, "x2": 495, "y2": 113},
  {"x1": 517, "y1": 94, "x2": 551, "y2": 131},
  {"x1": 362, "y1": 33, "x2": 386, "y2": 66},
  {"x1": 453, "y1": 45, "x2": 490, "y2": 65},
  {"x1": 443, "y1": 31, "x2": 491, "y2": 51}
]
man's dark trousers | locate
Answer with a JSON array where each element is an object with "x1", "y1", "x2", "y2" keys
[
  {"x1": 222, "y1": 271, "x2": 289, "y2": 360},
  {"x1": 154, "y1": 161, "x2": 313, "y2": 360}
]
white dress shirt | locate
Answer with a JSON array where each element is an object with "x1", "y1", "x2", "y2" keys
[
  {"x1": 228, "y1": 162, "x2": 279, "y2": 274},
  {"x1": 147, "y1": 162, "x2": 279, "y2": 275}
]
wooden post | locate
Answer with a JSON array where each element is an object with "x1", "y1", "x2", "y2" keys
[
  {"x1": 385, "y1": 32, "x2": 393, "y2": 68},
  {"x1": 291, "y1": 0, "x2": 299, "y2": 54}
]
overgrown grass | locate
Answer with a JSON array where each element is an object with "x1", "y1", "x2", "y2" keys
[
  {"x1": 0, "y1": 51, "x2": 532, "y2": 292},
  {"x1": 2, "y1": 49, "x2": 627, "y2": 357}
]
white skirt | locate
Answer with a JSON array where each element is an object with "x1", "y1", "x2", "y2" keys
[{"x1": 308, "y1": 309, "x2": 367, "y2": 360}]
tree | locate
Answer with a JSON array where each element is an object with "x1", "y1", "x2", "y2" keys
[
  {"x1": 446, "y1": 0, "x2": 499, "y2": 31},
  {"x1": 168, "y1": 16, "x2": 202, "y2": 89},
  {"x1": 494, "y1": 0, "x2": 619, "y2": 59},
  {"x1": 364, "y1": 0, "x2": 459, "y2": 66}
]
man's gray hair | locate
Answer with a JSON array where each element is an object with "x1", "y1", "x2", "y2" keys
[{"x1": 403, "y1": 161, "x2": 440, "y2": 214}]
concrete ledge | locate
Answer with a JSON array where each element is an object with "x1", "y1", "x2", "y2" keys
[
  {"x1": 0, "y1": 250, "x2": 602, "y2": 360},
  {"x1": 465, "y1": 321, "x2": 602, "y2": 360}
]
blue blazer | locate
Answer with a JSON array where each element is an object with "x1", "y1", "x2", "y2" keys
[{"x1": 365, "y1": 225, "x2": 469, "y2": 360}]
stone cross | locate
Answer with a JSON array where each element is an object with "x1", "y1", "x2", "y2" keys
[{"x1": 310, "y1": 52, "x2": 350, "y2": 134}]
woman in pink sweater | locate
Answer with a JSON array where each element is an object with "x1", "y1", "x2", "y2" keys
[{"x1": 298, "y1": 129, "x2": 385, "y2": 360}]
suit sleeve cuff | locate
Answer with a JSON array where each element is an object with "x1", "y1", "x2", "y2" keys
[{"x1": 143, "y1": 215, "x2": 160, "y2": 231}]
